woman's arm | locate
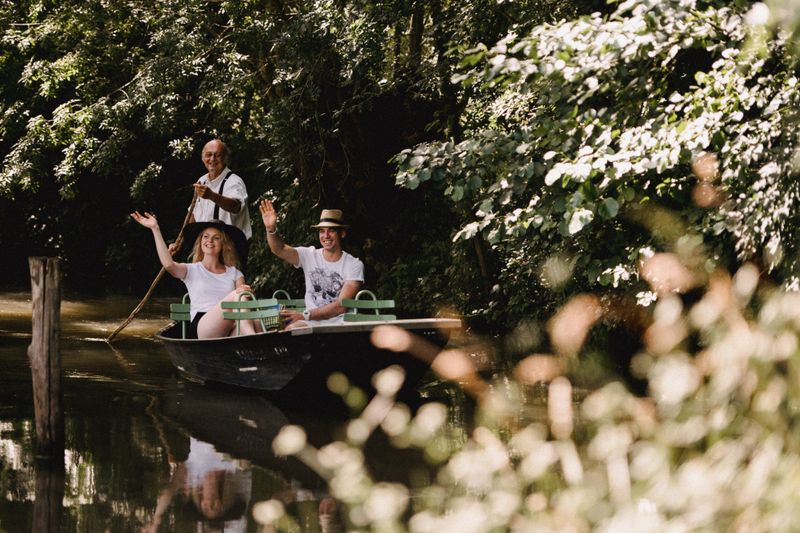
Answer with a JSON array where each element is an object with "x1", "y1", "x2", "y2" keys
[
  {"x1": 131, "y1": 211, "x2": 188, "y2": 279},
  {"x1": 234, "y1": 277, "x2": 252, "y2": 292}
]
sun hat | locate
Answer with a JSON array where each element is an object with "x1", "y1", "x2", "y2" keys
[
  {"x1": 311, "y1": 209, "x2": 349, "y2": 229},
  {"x1": 180, "y1": 220, "x2": 248, "y2": 264}
]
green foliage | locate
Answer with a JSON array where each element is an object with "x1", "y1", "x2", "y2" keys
[
  {"x1": 395, "y1": 0, "x2": 800, "y2": 326},
  {"x1": 0, "y1": 0, "x2": 738, "y2": 332},
  {"x1": 0, "y1": 0, "x2": 617, "y2": 321},
  {"x1": 0, "y1": 0, "x2": 579, "y2": 310}
]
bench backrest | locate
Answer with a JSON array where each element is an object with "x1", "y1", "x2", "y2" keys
[
  {"x1": 271, "y1": 289, "x2": 306, "y2": 311},
  {"x1": 221, "y1": 292, "x2": 280, "y2": 335},
  {"x1": 170, "y1": 293, "x2": 192, "y2": 339},
  {"x1": 342, "y1": 290, "x2": 396, "y2": 322}
]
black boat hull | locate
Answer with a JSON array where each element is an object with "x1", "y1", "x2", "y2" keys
[{"x1": 155, "y1": 319, "x2": 461, "y2": 400}]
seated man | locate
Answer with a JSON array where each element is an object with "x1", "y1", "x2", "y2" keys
[{"x1": 259, "y1": 200, "x2": 364, "y2": 329}]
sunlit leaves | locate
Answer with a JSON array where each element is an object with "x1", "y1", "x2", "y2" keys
[{"x1": 395, "y1": 0, "x2": 800, "y2": 311}]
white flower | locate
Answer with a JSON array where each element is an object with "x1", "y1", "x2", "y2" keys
[
  {"x1": 745, "y1": 2, "x2": 770, "y2": 26},
  {"x1": 347, "y1": 419, "x2": 371, "y2": 444},
  {"x1": 410, "y1": 403, "x2": 448, "y2": 440},
  {"x1": 649, "y1": 354, "x2": 700, "y2": 405},
  {"x1": 636, "y1": 291, "x2": 658, "y2": 307},
  {"x1": 318, "y1": 441, "x2": 365, "y2": 470},
  {"x1": 363, "y1": 483, "x2": 410, "y2": 523},
  {"x1": 373, "y1": 365, "x2": 405, "y2": 396},
  {"x1": 381, "y1": 404, "x2": 411, "y2": 436},
  {"x1": 272, "y1": 425, "x2": 306, "y2": 456},
  {"x1": 252, "y1": 500, "x2": 285, "y2": 525}
]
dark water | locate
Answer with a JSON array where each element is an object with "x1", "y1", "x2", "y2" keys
[{"x1": 0, "y1": 292, "x2": 370, "y2": 532}]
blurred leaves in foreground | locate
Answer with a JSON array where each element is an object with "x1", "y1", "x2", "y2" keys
[{"x1": 255, "y1": 243, "x2": 800, "y2": 531}]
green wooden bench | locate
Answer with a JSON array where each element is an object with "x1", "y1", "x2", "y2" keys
[
  {"x1": 170, "y1": 293, "x2": 192, "y2": 339},
  {"x1": 342, "y1": 290, "x2": 396, "y2": 322},
  {"x1": 221, "y1": 291, "x2": 280, "y2": 335},
  {"x1": 271, "y1": 289, "x2": 306, "y2": 312}
]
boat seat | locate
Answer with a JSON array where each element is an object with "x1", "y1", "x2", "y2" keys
[
  {"x1": 170, "y1": 293, "x2": 192, "y2": 339},
  {"x1": 342, "y1": 290, "x2": 396, "y2": 322},
  {"x1": 272, "y1": 289, "x2": 306, "y2": 311},
  {"x1": 221, "y1": 291, "x2": 280, "y2": 335}
]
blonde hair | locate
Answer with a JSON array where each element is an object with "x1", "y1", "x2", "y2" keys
[{"x1": 190, "y1": 227, "x2": 240, "y2": 269}]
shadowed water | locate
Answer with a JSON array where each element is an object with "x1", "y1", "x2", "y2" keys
[{"x1": 0, "y1": 292, "x2": 353, "y2": 532}]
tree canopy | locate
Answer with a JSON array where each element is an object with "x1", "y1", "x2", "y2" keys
[
  {"x1": 1, "y1": 0, "x2": 591, "y2": 310},
  {"x1": 4, "y1": 0, "x2": 798, "y2": 334}
]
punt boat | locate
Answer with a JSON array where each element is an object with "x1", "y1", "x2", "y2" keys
[{"x1": 155, "y1": 317, "x2": 462, "y2": 405}]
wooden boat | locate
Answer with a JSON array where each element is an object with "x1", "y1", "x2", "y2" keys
[{"x1": 154, "y1": 318, "x2": 461, "y2": 404}]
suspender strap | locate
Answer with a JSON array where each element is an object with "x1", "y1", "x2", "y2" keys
[{"x1": 212, "y1": 170, "x2": 232, "y2": 220}]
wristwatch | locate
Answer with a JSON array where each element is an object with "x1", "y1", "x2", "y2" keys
[{"x1": 302, "y1": 309, "x2": 311, "y2": 321}]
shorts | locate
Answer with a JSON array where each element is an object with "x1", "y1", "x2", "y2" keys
[{"x1": 188, "y1": 312, "x2": 206, "y2": 339}]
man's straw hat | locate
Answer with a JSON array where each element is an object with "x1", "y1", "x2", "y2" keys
[{"x1": 311, "y1": 209, "x2": 349, "y2": 229}]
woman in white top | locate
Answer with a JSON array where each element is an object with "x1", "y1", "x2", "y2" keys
[{"x1": 131, "y1": 212, "x2": 261, "y2": 338}]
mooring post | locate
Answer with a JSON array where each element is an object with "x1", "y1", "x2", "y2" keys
[
  {"x1": 27, "y1": 257, "x2": 65, "y2": 457},
  {"x1": 33, "y1": 458, "x2": 64, "y2": 533}
]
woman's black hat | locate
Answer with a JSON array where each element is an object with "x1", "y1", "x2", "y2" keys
[{"x1": 179, "y1": 220, "x2": 248, "y2": 266}]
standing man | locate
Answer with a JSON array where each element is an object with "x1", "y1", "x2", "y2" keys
[
  {"x1": 189, "y1": 139, "x2": 253, "y2": 270},
  {"x1": 259, "y1": 199, "x2": 364, "y2": 330}
]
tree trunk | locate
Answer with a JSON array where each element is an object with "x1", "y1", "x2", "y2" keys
[{"x1": 407, "y1": 1, "x2": 424, "y2": 69}]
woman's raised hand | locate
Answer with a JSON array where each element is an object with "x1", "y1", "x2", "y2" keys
[
  {"x1": 131, "y1": 211, "x2": 159, "y2": 229},
  {"x1": 130, "y1": 210, "x2": 184, "y2": 278}
]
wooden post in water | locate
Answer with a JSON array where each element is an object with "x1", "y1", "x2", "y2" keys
[
  {"x1": 27, "y1": 257, "x2": 65, "y2": 457},
  {"x1": 33, "y1": 459, "x2": 64, "y2": 533}
]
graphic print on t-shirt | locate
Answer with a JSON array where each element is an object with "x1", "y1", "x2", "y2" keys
[{"x1": 309, "y1": 268, "x2": 344, "y2": 306}]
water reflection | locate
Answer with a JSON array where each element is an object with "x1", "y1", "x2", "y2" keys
[
  {"x1": 158, "y1": 382, "x2": 322, "y2": 490},
  {"x1": 0, "y1": 292, "x2": 343, "y2": 532},
  {"x1": 33, "y1": 458, "x2": 64, "y2": 533},
  {"x1": 145, "y1": 383, "x2": 348, "y2": 532},
  {"x1": 0, "y1": 291, "x2": 172, "y2": 341},
  {"x1": 142, "y1": 437, "x2": 252, "y2": 532}
]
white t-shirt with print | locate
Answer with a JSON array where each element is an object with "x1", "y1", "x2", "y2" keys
[
  {"x1": 182, "y1": 262, "x2": 243, "y2": 319},
  {"x1": 295, "y1": 246, "x2": 364, "y2": 324}
]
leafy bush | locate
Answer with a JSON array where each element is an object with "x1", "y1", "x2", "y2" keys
[
  {"x1": 395, "y1": 0, "x2": 800, "y2": 326},
  {"x1": 254, "y1": 252, "x2": 800, "y2": 531}
]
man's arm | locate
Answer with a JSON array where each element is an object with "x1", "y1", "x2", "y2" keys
[
  {"x1": 304, "y1": 280, "x2": 362, "y2": 321},
  {"x1": 265, "y1": 231, "x2": 300, "y2": 266},
  {"x1": 193, "y1": 183, "x2": 242, "y2": 213},
  {"x1": 259, "y1": 199, "x2": 300, "y2": 266}
]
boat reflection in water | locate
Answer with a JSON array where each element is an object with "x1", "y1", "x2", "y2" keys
[{"x1": 150, "y1": 380, "x2": 342, "y2": 532}]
